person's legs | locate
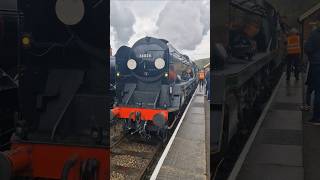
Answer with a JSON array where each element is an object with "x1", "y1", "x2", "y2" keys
[
  {"x1": 294, "y1": 55, "x2": 300, "y2": 80},
  {"x1": 206, "y1": 82, "x2": 209, "y2": 95},
  {"x1": 301, "y1": 85, "x2": 313, "y2": 111},
  {"x1": 306, "y1": 86, "x2": 313, "y2": 106},
  {"x1": 286, "y1": 56, "x2": 292, "y2": 80},
  {"x1": 309, "y1": 65, "x2": 320, "y2": 124},
  {"x1": 312, "y1": 89, "x2": 320, "y2": 122}
]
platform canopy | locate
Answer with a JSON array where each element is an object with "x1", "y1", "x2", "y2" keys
[
  {"x1": 230, "y1": 0, "x2": 267, "y2": 17},
  {"x1": 299, "y1": 2, "x2": 320, "y2": 22},
  {"x1": 0, "y1": 1, "x2": 17, "y2": 11}
]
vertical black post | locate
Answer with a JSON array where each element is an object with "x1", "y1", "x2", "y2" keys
[
  {"x1": 210, "y1": 0, "x2": 230, "y2": 176},
  {"x1": 300, "y1": 20, "x2": 306, "y2": 106}
]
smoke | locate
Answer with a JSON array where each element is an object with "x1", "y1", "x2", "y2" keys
[
  {"x1": 110, "y1": 0, "x2": 210, "y2": 56},
  {"x1": 200, "y1": 0, "x2": 210, "y2": 35},
  {"x1": 156, "y1": 0, "x2": 210, "y2": 50},
  {"x1": 110, "y1": 1, "x2": 136, "y2": 49}
]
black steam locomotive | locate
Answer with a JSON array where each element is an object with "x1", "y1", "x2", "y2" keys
[
  {"x1": 113, "y1": 37, "x2": 198, "y2": 140},
  {"x1": 0, "y1": 0, "x2": 110, "y2": 179},
  {"x1": 211, "y1": 0, "x2": 286, "y2": 177}
]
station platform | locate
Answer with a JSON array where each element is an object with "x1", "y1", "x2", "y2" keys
[
  {"x1": 230, "y1": 74, "x2": 305, "y2": 180},
  {"x1": 156, "y1": 87, "x2": 209, "y2": 180}
]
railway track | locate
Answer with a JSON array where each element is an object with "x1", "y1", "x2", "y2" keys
[{"x1": 111, "y1": 136, "x2": 162, "y2": 180}]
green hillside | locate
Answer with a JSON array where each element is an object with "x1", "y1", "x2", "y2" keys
[{"x1": 194, "y1": 58, "x2": 210, "y2": 69}]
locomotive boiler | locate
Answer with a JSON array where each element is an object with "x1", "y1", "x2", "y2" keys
[{"x1": 112, "y1": 37, "x2": 198, "y2": 140}]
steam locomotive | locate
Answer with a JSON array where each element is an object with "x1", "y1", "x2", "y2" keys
[
  {"x1": 211, "y1": 0, "x2": 286, "y2": 177},
  {"x1": 112, "y1": 37, "x2": 198, "y2": 140},
  {"x1": 0, "y1": 0, "x2": 110, "y2": 179}
]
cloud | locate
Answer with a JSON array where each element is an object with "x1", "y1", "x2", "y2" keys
[
  {"x1": 110, "y1": 0, "x2": 136, "y2": 48},
  {"x1": 181, "y1": 30, "x2": 210, "y2": 60},
  {"x1": 156, "y1": 0, "x2": 210, "y2": 50},
  {"x1": 128, "y1": 16, "x2": 158, "y2": 47},
  {"x1": 200, "y1": 0, "x2": 210, "y2": 35},
  {"x1": 110, "y1": 26, "x2": 116, "y2": 54},
  {"x1": 110, "y1": 0, "x2": 210, "y2": 60}
]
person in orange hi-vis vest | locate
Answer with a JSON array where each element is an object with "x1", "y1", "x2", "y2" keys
[
  {"x1": 286, "y1": 28, "x2": 301, "y2": 81},
  {"x1": 198, "y1": 69, "x2": 205, "y2": 90}
]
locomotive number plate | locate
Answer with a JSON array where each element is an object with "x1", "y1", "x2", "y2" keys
[{"x1": 139, "y1": 53, "x2": 152, "y2": 58}]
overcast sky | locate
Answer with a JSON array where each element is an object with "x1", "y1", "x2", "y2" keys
[{"x1": 110, "y1": 0, "x2": 210, "y2": 60}]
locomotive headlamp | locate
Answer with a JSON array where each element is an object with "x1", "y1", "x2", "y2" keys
[
  {"x1": 127, "y1": 59, "x2": 137, "y2": 70},
  {"x1": 21, "y1": 34, "x2": 31, "y2": 48},
  {"x1": 155, "y1": 58, "x2": 165, "y2": 69},
  {"x1": 164, "y1": 73, "x2": 168, "y2": 77},
  {"x1": 116, "y1": 72, "x2": 120, "y2": 77}
]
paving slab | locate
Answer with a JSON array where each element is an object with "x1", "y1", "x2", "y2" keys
[
  {"x1": 247, "y1": 144, "x2": 303, "y2": 166},
  {"x1": 261, "y1": 129, "x2": 302, "y2": 146},
  {"x1": 189, "y1": 106, "x2": 205, "y2": 114},
  {"x1": 157, "y1": 166, "x2": 206, "y2": 180},
  {"x1": 263, "y1": 110, "x2": 302, "y2": 130},
  {"x1": 177, "y1": 123, "x2": 205, "y2": 141},
  {"x1": 238, "y1": 164, "x2": 304, "y2": 180},
  {"x1": 275, "y1": 88, "x2": 303, "y2": 103}
]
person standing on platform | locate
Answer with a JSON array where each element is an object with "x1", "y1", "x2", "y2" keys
[
  {"x1": 198, "y1": 69, "x2": 205, "y2": 91},
  {"x1": 286, "y1": 28, "x2": 302, "y2": 81},
  {"x1": 305, "y1": 26, "x2": 320, "y2": 125},
  {"x1": 301, "y1": 66, "x2": 315, "y2": 111},
  {"x1": 205, "y1": 70, "x2": 210, "y2": 101}
]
